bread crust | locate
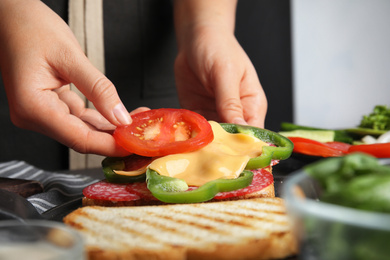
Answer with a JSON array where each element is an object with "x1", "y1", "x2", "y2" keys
[
  {"x1": 87, "y1": 247, "x2": 186, "y2": 260},
  {"x1": 84, "y1": 232, "x2": 297, "y2": 260},
  {"x1": 187, "y1": 231, "x2": 297, "y2": 260}
]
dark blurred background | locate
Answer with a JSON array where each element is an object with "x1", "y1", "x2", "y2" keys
[{"x1": 0, "y1": 0, "x2": 292, "y2": 170}]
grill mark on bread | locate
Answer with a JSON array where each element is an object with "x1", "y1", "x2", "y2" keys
[
  {"x1": 196, "y1": 198, "x2": 290, "y2": 225},
  {"x1": 73, "y1": 208, "x2": 168, "y2": 250},
  {"x1": 139, "y1": 208, "x2": 250, "y2": 242},
  {"x1": 82, "y1": 199, "x2": 288, "y2": 241},
  {"x1": 80, "y1": 207, "x2": 230, "y2": 248},
  {"x1": 170, "y1": 204, "x2": 289, "y2": 233},
  {"x1": 112, "y1": 207, "x2": 239, "y2": 246},
  {"x1": 115, "y1": 210, "x2": 223, "y2": 246},
  {"x1": 215, "y1": 199, "x2": 291, "y2": 233}
]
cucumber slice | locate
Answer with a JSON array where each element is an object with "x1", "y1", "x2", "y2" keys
[{"x1": 279, "y1": 130, "x2": 335, "y2": 143}]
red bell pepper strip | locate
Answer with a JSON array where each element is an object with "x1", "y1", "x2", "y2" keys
[
  {"x1": 288, "y1": 137, "x2": 349, "y2": 157},
  {"x1": 348, "y1": 143, "x2": 390, "y2": 158},
  {"x1": 289, "y1": 136, "x2": 390, "y2": 158},
  {"x1": 325, "y1": 142, "x2": 351, "y2": 153}
]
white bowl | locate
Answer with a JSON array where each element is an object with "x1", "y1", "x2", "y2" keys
[{"x1": 0, "y1": 220, "x2": 85, "y2": 260}]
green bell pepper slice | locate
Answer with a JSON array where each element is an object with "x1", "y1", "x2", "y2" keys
[
  {"x1": 102, "y1": 156, "x2": 146, "y2": 183},
  {"x1": 146, "y1": 169, "x2": 254, "y2": 203},
  {"x1": 220, "y1": 123, "x2": 293, "y2": 169}
]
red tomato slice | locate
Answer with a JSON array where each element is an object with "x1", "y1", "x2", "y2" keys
[
  {"x1": 288, "y1": 137, "x2": 346, "y2": 157},
  {"x1": 113, "y1": 108, "x2": 214, "y2": 157},
  {"x1": 348, "y1": 143, "x2": 390, "y2": 158}
]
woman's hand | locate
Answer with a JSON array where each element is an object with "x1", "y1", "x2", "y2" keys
[
  {"x1": 173, "y1": 0, "x2": 267, "y2": 128},
  {"x1": 0, "y1": 0, "x2": 141, "y2": 157}
]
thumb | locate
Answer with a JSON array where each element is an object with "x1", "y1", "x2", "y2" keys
[
  {"x1": 212, "y1": 69, "x2": 247, "y2": 125},
  {"x1": 218, "y1": 91, "x2": 248, "y2": 125},
  {"x1": 59, "y1": 54, "x2": 131, "y2": 126}
]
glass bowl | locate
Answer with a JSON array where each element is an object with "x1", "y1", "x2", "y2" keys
[
  {"x1": 0, "y1": 220, "x2": 85, "y2": 260},
  {"x1": 282, "y1": 170, "x2": 390, "y2": 260}
]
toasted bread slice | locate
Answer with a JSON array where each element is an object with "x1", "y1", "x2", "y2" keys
[{"x1": 64, "y1": 197, "x2": 297, "y2": 260}]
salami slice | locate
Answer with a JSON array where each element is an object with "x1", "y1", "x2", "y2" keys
[
  {"x1": 83, "y1": 180, "x2": 140, "y2": 202},
  {"x1": 125, "y1": 182, "x2": 158, "y2": 201},
  {"x1": 213, "y1": 168, "x2": 273, "y2": 200},
  {"x1": 271, "y1": 159, "x2": 279, "y2": 166}
]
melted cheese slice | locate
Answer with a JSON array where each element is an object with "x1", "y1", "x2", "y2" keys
[
  {"x1": 149, "y1": 121, "x2": 268, "y2": 186},
  {"x1": 114, "y1": 168, "x2": 146, "y2": 176}
]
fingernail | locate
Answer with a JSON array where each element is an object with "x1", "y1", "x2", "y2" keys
[
  {"x1": 233, "y1": 117, "x2": 248, "y2": 125},
  {"x1": 113, "y1": 103, "x2": 132, "y2": 125}
]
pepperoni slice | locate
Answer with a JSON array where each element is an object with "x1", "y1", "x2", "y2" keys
[
  {"x1": 83, "y1": 180, "x2": 140, "y2": 202},
  {"x1": 125, "y1": 182, "x2": 159, "y2": 201},
  {"x1": 213, "y1": 168, "x2": 274, "y2": 200}
]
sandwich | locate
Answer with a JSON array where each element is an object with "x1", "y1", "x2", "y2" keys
[
  {"x1": 81, "y1": 108, "x2": 294, "y2": 206},
  {"x1": 64, "y1": 197, "x2": 298, "y2": 260},
  {"x1": 81, "y1": 108, "x2": 293, "y2": 206},
  {"x1": 64, "y1": 109, "x2": 297, "y2": 259}
]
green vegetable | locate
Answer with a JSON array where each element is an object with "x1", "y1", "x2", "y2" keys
[
  {"x1": 304, "y1": 153, "x2": 390, "y2": 213},
  {"x1": 220, "y1": 123, "x2": 293, "y2": 169},
  {"x1": 345, "y1": 127, "x2": 387, "y2": 137},
  {"x1": 280, "y1": 122, "x2": 354, "y2": 143},
  {"x1": 146, "y1": 169, "x2": 253, "y2": 203},
  {"x1": 359, "y1": 105, "x2": 390, "y2": 131},
  {"x1": 279, "y1": 129, "x2": 335, "y2": 143}
]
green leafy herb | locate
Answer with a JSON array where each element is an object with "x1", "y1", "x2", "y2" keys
[{"x1": 359, "y1": 105, "x2": 390, "y2": 131}]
